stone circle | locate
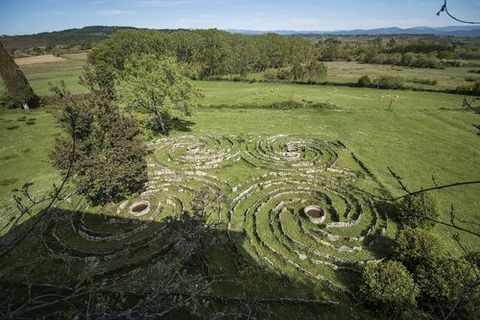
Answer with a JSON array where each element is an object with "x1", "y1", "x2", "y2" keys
[
  {"x1": 41, "y1": 134, "x2": 390, "y2": 291},
  {"x1": 304, "y1": 205, "x2": 326, "y2": 224}
]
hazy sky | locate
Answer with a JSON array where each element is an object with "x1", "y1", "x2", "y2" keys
[{"x1": 1, "y1": 0, "x2": 479, "y2": 35}]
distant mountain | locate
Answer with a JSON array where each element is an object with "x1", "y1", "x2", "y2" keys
[
  {"x1": 0, "y1": 26, "x2": 136, "y2": 50},
  {"x1": 0, "y1": 26, "x2": 194, "y2": 50},
  {"x1": 227, "y1": 26, "x2": 480, "y2": 37}
]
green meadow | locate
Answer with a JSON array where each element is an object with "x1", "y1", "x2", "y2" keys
[{"x1": 1, "y1": 52, "x2": 480, "y2": 318}]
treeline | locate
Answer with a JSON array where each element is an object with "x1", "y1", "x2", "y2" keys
[
  {"x1": 317, "y1": 37, "x2": 480, "y2": 68},
  {"x1": 88, "y1": 29, "x2": 319, "y2": 80},
  {"x1": 355, "y1": 74, "x2": 480, "y2": 95}
]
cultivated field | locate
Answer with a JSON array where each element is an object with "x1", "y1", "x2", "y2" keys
[{"x1": 14, "y1": 54, "x2": 66, "y2": 65}]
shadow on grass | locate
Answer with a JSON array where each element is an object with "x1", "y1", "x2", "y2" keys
[
  {"x1": 0, "y1": 208, "x2": 367, "y2": 319},
  {"x1": 0, "y1": 178, "x2": 18, "y2": 186},
  {"x1": 168, "y1": 117, "x2": 195, "y2": 133}
]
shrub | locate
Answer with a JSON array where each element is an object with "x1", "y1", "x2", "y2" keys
[
  {"x1": 393, "y1": 228, "x2": 443, "y2": 270},
  {"x1": 199, "y1": 100, "x2": 337, "y2": 111},
  {"x1": 303, "y1": 60, "x2": 327, "y2": 83},
  {"x1": 406, "y1": 77, "x2": 438, "y2": 86},
  {"x1": 276, "y1": 68, "x2": 293, "y2": 81},
  {"x1": 357, "y1": 75, "x2": 372, "y2": 87},
  {"x1": 416, "y1": 257, "x2": 479, "y2": 319},
  {"x1": 462, "y1": 97, "x2": 480, "y2": 114},
  {"x1": 374, "y1": 76, "x2": 404, "y2": 89},
  {"x1": 464, "y1": 251, "x2": 480, "y2": 268},
  {"x1": 359, "y1": 261, "x2": 419, "y2": 313},
  {"x1": 401, "y1": 53, "x2": 415, "y2": 66},
  {"x1": 464, "y1": 75, "x2": 480, "y2": 82},
  {"x1": 413, "y1": 54, "x2": 441, "y2": 69},
  {"x1": 263, "y1": 69, "x2": 278, "y2": 81},
  {"x1": 456, "y1": 80, "x2": 480, "y2": 96},
  {"x1": 397, "y1": 193, "x2": 438, "y2": 229}
]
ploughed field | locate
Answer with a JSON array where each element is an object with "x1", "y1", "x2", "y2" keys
[{"x1": 1, "y1": 53, "x2": 480, "y2": 318}]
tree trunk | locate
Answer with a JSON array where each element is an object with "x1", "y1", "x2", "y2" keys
[
  {"x1": 0, "y1": 42, "x2": 39, "y2": 108},
  {"x1": 154, "y1": 109, "x2": 169, "y2": 135}
]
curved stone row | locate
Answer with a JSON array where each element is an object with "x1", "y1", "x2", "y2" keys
[
  {"x1": 150, "y1": 134, "x2": 357, "y2": 176},
  {"x1": 242, "y1": 135, "x2": 340, "y2": 172},
  {"x1": 40, "y1": 134, "x2": 386, "y2": 289},
  {"x1": 227, "y1": 172, "x2": 387, "y2": 290},
  {"x1": 150, "y1": 135, "x2": 242, "y2": 170},
  {"x1": 42, "y1": 170, "x2": 233, "y2": 275}
]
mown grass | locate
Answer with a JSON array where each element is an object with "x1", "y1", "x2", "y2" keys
[{"x1": 0, "y1": 110, "x2": 60, "y2": 205}]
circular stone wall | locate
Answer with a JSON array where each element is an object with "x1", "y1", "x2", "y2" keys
[
  {"x1": 304, "y1": 205, "x2": 325, "y2": 224},
  {"x1": 42, "y1": 170, "x2": 232, "y2": 277},
  {"x1": 129, "y1": 201, "x2": 150, "y2": 217},
  {"x1": 227, "y1": 172, "x2": 388, "y2": 290},
  {"x1": 242, "y1": 135, "x2": 338, "y2": 171},
  {"x1": 151, "y1": 135, "x2": 241, "y2": 170}
]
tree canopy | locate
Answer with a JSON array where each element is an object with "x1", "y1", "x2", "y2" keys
[
  {"x1": 393, "y1": 228, "x2": 444, "y2": 270},
  {"x1": 359, "y1": 260, "x2": 419, "y2": 313},
  {"x1": 397, "y1": 192, "x2": 439, "y2": 229},
  {"x1": 51, "y1": 92, "x2": 147, "y2": 206},
  {"x1": 115, "y1": 54, "x2": 201, "y2": 135}
]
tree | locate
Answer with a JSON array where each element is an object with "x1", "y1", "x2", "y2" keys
[
  {"x1": 197, "y1": 29, "x2": 232, "y2": 78},
  {"x1": 398, "y1": 192, "x2": 438, "y2": 229},
  {"x1": 304, "y1": 60, "x2": 327, "y2": 83},
  {"x1": 416, "y1": 257, "x2": 479, "y2": 318},
  {"x1": 115, "y1": 54, "x2": 202, "y2": 135},
  {"x1": 317, "y1": 38, "x2": 342, "y2": 61},
  {"x1": 290, "y1": 62, "x2": 305, "y2": 81},
  {"x1": 357, "y1": 75, "x2": 372, "y2": 87},
  {"x1": 80, "y1": 60, "x2": 117, "y2": 100},
  {"x1": 359, "y1": 261, "x2": 419, "y2": 313},
  {"x1": 0, "y1": 42, "x2": 39, "y2": 108},
  {"x1": 190, "y1": 188, "x2": 212, "y2": 220},
  {"x1": 51, "y1": 90, "x2": 147, "y2": 206},
  {"x1": 393, "y1": 228, "x2": 443, "y2": 271}
]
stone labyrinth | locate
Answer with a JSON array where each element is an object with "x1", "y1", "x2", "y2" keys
[{"x1": 42, "y1": 134, "x2": 391, "y2": 291}]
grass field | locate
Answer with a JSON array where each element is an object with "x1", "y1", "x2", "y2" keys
[
  {"x1": 0, "y1": 52, "x2": 88, "y2": 96},
  {"x1": 323, "y1": 61, "x2": 480, "y2": 91},
  {"x1": 1, "y1": 53, "x2": 480, "y2": 318},
  {"x1": 3, "y1": 52, "x2": 480, "y2": 96},
  {"x1": 234, "y1": 61, "x2": 480, "y2": 91}
]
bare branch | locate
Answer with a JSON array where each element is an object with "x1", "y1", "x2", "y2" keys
[{"x1": 437, "y1": 0, "x2": 480, "y2": 24}]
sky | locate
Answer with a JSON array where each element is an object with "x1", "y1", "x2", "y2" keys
[{"x1": 0, "y1": 0, "x2": 480, "y2": 35}]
